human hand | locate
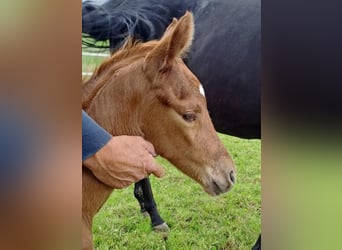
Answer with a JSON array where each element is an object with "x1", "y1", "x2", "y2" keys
[{"x1": 83, "y1": 136, "x2": 164, "y2": 188}]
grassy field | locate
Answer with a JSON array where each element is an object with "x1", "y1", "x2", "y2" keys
[
  {"x1": 82, "y1": 55, "x2": 106, "y2": 75},
  {"x1": 81, "y1": 38, "x2": 109, "y2": 74},
  {"x1": 92, "y1": 134, "x2": 260, "y2": 250},
  {"x1": 83, "y1": 54, "x2": 261, "y2": 250}
]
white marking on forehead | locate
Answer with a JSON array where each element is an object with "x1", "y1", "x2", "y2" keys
[{"x1": 199, "y1": 84, "x2": 206, "y2": 97}]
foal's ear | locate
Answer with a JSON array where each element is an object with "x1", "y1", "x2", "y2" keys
[{"x1": 145, "y1": 11, "x2": 194, "y2": 72}]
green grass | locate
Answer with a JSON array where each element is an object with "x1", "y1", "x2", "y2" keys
[
  {"x1": 82, "y1": 36, "x2": 110, "y2": 51},
  {"x1": 82, "y1": 55, "x2": 107, "y2": 75},
  {"x1": 82, "y1": 52, "x2": 261, "y2": 249},
  {"x1": 92, "y1": 134, "x2": 260, "y2": 250},
  {"x1": 82, "y1": 38, "x2": 110, "y2": 74}
]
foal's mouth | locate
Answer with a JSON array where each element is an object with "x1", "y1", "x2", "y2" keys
[
  {"x1": 205, "y1": 181, "x2": 234, "y2": 196},
  {"x1": 214, "y1": 180, "x2": 232, "y2": 195},
  {"x1": 204, "y1": 170, "x2": 236, "y2": 196}
]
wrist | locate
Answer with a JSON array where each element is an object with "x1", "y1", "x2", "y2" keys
[
  {"x1": 83, "y1": 135, "x2": 115, "y2": 170},
  {"x1": 83, "y1": 153, "x2": 99, "y2": 172}
]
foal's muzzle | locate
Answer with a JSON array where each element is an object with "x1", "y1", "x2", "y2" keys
[{"x1": 205, "y1": 160, "x2": 236, "y2": 196}]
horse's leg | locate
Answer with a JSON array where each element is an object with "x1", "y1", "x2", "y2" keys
[
  {"x1": 133, "y1": 181, "x2": 149, "y2": 216},
  {"x1": 139, "y1": 178, "x2": 169, "y2": 231},
  {"x1": 82, "y1": 167, "x2": 114, "y2": 249},
  {"x1": 251, "y1": 234, "x2": 261, "y2": 250}
]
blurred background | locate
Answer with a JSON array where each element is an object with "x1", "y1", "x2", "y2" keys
[{"x1": 1, "y1": 0, "x2": 342, "y2": 249}]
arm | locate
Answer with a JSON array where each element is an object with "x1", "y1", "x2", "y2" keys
[{"x1": 82, "y1": 110, "x2": 111, "y2": 161}]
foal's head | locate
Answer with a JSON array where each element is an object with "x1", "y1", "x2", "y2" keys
[{"x1": 83, "y1": 12, "x2": 236, "y2": 195}]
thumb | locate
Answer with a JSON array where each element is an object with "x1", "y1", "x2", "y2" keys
[{"x1": 149, "y1": 161, "x2": 165, "y2": 178}]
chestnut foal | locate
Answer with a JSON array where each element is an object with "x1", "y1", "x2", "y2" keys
[{"x1": 82, "y1": 12, "x2": 236, "y2": 249}]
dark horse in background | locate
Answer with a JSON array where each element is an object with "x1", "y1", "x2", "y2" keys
[{"x1": 82, "y1": 0, "x2": 260, "y2": 249}]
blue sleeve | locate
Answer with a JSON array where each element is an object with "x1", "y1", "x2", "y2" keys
[{"x1": 82, "y1": 110, "x2": 111, "y2": 161}]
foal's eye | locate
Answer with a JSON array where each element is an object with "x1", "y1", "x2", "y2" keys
[{"x1": 182, "y1": 113, "x2": 197, "y2": 122}]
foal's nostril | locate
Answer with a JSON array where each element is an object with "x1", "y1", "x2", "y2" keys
[{"x1": 229, "y1": 170, "x2": 236, "y2": 184}]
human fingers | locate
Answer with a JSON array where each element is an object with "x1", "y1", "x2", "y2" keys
[
  {"x1": 141, "y1": 139, "x2": 157, "y2": 157},
  {"x1": 146, "y1": 156, "x2": 165, "y2": 178}
]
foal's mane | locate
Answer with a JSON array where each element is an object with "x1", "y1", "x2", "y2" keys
[{"x1": 82, "y1": 39, "x2": 158, "y2": 109}]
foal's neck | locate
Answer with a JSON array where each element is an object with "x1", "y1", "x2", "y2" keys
[{"x1": 82, "y1": 66, "x2": 148, "y2": 137}]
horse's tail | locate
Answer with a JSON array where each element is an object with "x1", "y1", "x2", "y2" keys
[{"x1": 82, "y1": 0, "x2": 194, "y2": 50}]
